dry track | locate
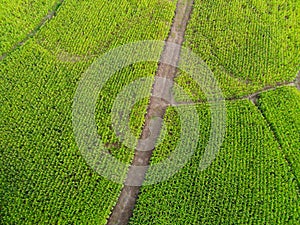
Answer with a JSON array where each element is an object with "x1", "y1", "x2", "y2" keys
[{"x1": 106, "y1": 0, "x2": 195, "y2": 224}]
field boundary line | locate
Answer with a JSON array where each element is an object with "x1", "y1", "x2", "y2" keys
[
  {"x1": 0, "y1": 0, "x2": 65, "y2": 61},
  {"x1": 174, "y1": 80, "x2": 298, "y2": 106},
  {"x1": 106, "y1": 0, "x2": 195, "y2": 224},
  {"x1": 250, "y1": 94, "x2": 300, "y2": 194}
]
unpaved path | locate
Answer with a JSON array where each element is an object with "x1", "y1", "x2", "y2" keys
[
  {"x1": 242, "y1": 81, "x2": 296, "y2": 105},
  {"x1": 106, "y1": 0, "x2": 195, "y2": 224},
  {"x1": 0, "y1": 0, "x2": 64, "y2": 61},
  {"x1": 296, "y1": 70, "x2": 300, "y2": 90},
  {"x1": 174, "y1": 80, "x2": 298, "y2": 106}
]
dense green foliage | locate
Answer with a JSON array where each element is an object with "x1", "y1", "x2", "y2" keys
[
  {"x1": 0, "y1": 0, "x2": 59, "y2": 55},
  {"x1": 36, "y1": 0, "x2": 175, "y2": 58},
  {"x1": 129, "y1": 101, "x2": 299, "y2": 224},
  {"x1": 0, "y1": 0, "x2": 176, "y2": 223},
  {"x1": 1, "y1": 0, "x2": 299, "y2": 224},
  {"x1": 177, "y1": 0, "x2": 300, "y2": 100},
  {"x1": 258, "y1": 86, "x2": 300, "y2": 185}
]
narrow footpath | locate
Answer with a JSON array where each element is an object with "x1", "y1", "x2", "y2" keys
[{"x1": 107, "y1": 0, "x2": 195, "y2": 224}]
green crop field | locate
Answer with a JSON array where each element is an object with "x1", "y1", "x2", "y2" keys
[
  {"x1": 258, "y1": 86, "x2": 300, "y2": 183},
  {"x1": 0, "y1": 0, "x2": 176, "y2": 223},
  {"x1": 177, "y1": 0, "x2": 300, "y2": 100},
  {"x1": 129, "y1": 101, "x2": 299, "y2": 224},
  {"x1": 1, "y1": 0, "x2": 299, "y2": 224},
  {"x1": 0, "y1": 0, "x2": 60, "y2": 55}
]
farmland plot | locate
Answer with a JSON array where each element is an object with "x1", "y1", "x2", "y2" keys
[
  {"x1": 1, "y1": 0, "x2": 299, "y2": 224},
  {"x1": 0, "y1": 0, "x2": 59, "y2": 55},
  {"x1": 177, "y1": 0, "x2": 300, "y2": 100},
  {"x1": 0, "y1": 0, "x2": 176, "y2": 223},
  {"x1": 258, "y1": 86, "x2": 300, "y2": 184},
  {"x1": 129, "y1": 101, "x2": 299, "y2": 224}
]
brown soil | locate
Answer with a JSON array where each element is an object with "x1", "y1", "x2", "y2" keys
[
  {"x1": 106, "y1": 0, "x2": 195, "y2": 224},
  {"x1": 296, "y1": 70, "x2": 300, "y2": 90}
]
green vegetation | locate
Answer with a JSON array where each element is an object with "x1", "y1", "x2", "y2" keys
[
  {"x1": 95, "y1": 63, "x2": 156, "y2": 164},
  {"x1": 129, "y1": 100, "x2": 300, "y2": 224},
  {"x1": 36, "y1": 0, "x2": 175, "y2": 58},
  {"x1": 258, "y1": 86, "x2": 300, "y2": 184},
  {"x1": 0, "y1": 0, "x2": 176, "y2": 223},
  {"x1": 1, "y1": 0, "x2": 299, "y2": 224},
  {"x1": 0, "y1": 0, "x2": 59, "y2": 55},
  {"x1": 177, "y1": 0, "x2": 300, "y2": 100}
]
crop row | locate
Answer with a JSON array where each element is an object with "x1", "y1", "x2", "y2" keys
[
  {"x1": 129, "y1": 100, "x2": 299, "y2": 224},
  {"x1": 258, "y1": 86, "x2": 300, "y2": 184},
  {"x1": 0, "y1": 0, "x2": 59, "y2": 55},
  {"x1": 177, "y1": 0, "x2": 300, "y2": 101},
  {"x1": 0, "y1": 0, "x2": 176, "y2": 223}
]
